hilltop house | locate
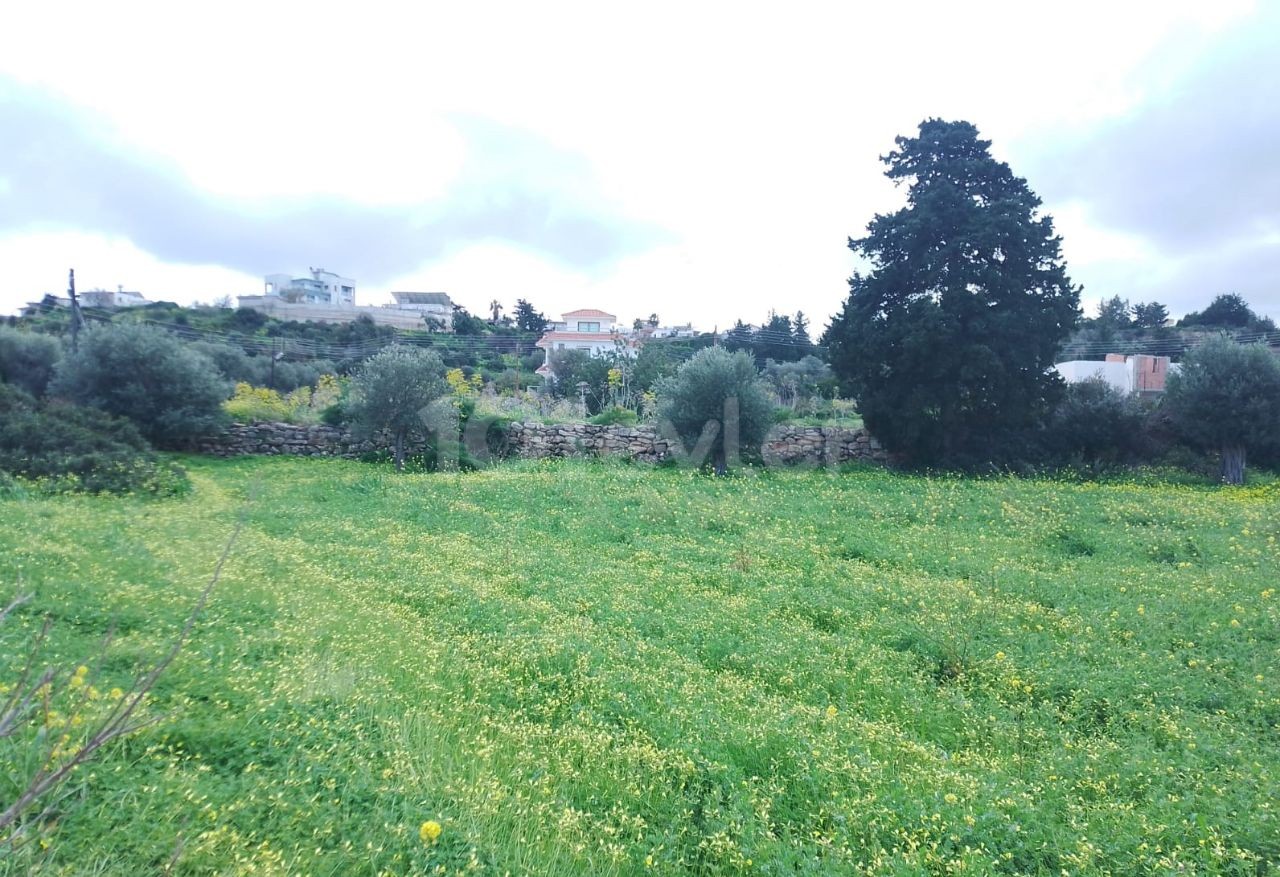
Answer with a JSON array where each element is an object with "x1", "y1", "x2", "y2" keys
[
  {"x1": 239, "y1": 270, "x2": 455, "y2": 330},
  {"x1": 78, "y1": 287, "x2": 149, "y2": 309},
  {"x1": 23, "y1": 286, "x2": 149, "y2": 315},
  {"x1": 263, "y1": 268, "x2": 356, "y2": 306},
  {"x1": 536, "y1": 309, "x2": 625, "y2": 377}
]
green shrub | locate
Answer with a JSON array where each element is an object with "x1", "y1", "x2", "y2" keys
[
  {"x1": 590, "y1": 406, "x2": 638, "y2": 426},
  {"x1": 456, "y1": 397, "x2": 512, "y2": 461},
  {"x1": 190, "y1": 341, "x2": 337, "y2": 392},
  {"x1": 0, "y1": 384, "x2": 189, "y2": 495},
  {"x1": 0, "y1": 326, "x2": 62, "y2": 396},
  {"x1": 1045, "y1": 378, "x2": 1149, "y2": 469},
  {"x1": 49, "y1": 324, "x2": 230, "y2": 448}
]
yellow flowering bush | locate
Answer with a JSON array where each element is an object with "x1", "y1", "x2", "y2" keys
[{"x1": 223, "y1": 375, "x2": 344, "y2": 425}]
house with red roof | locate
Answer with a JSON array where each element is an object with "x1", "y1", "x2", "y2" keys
[{"x1": 535, "y1": 309, "x2": 628, "y2": 378}]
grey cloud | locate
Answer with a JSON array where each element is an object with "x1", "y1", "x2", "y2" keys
[
  {"x1": 0, "y1": 83, "x2": 666, "y2": 283},
  {"x1": 1015, "y1": 9, "x2": 1280, "y2": 317},
  {"x1": 1080, "y1": 237, "x2": 1280, "y2": 320}
]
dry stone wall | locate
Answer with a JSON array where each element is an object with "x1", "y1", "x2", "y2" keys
[
  {"x1": 195, "y1": 421, "x2": 891, "y2": 466},
  {"x1": 194, "y1": 423, "x2": 414, "y2": 458},
  {"x1": 504, "y1": 423, "x2": 670, "y2": 463}
]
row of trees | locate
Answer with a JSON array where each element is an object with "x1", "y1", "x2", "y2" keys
[
  {"x1": 328, "y1": 342, "x2": 775, "y2": 474},
  {"x1": 723, "y1": 312, "x2": 816, "y2": 362},
  {"x1": 822, "y1": 118, "x2": 1280, "y2": 483}
]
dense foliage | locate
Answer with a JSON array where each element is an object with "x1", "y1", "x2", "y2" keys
[
  {"x1": 1043, "y1": 378, "x2": 1153, "y2": 470},
  {"x1": 0, "y1": 383, "x2": 188, "y2": 495},
  {"x1": 1163, "y1": 337, "x2": 1280, "y2": 484},
  {"x1": 722, "y1": 311, "x2": 815, "y2": 363},
  {"x1": 546, "y1": 349, "x2": 616, "y2": 415},
  {"x1": 346, "y1": 345, "x2": 448, "y2": 470},
  {"x1": 655, "y1": 346, "x2": 773, "y2": 472},
  {"x1": 824, "y1": 119, "x2": 1080, "y2": 468},
  {"x1": 222, "y1": 376, "x2": 344, "y2": 425},
  {"x1": 189, "y1": 340, "x2": 337, "y2": 392},
  {"x1": 1177, "y1": 293, "x2": 1277, "y2": 332},
  {"x1": 762, "y1": 355, "x2": 835, "y2": 412},
  {"x1": 0, "y1": 325, "x2": 63, "y2": 397},
  {"x1": 1, "y1": 458, "x2": 1275, "y2": 873},
  {"x1": 48, "y1": 323, "x2": 230, "y2": 448}
]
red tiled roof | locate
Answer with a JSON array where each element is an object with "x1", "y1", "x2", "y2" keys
[{"x1": 562, "y1": 308, "x2": 616, "y2": 319}]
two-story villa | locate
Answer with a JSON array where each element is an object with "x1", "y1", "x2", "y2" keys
[{"x1": 535, "y1": 309, "x2": 622, "y2": 377}]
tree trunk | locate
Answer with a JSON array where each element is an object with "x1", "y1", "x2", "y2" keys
[
  {"x1": 1221, "y1": 444, "x2": 1246, "y2": 485},
  {"x1": 394, "y1": 431, "x2": 405, "y2": 472}
]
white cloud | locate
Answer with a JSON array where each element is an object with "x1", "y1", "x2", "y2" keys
[{"x1": 0, "y1": 231, "x2": 258, "y2": 303}]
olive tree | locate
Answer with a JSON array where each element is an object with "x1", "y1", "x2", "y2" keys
[
  {"x1": 0, "y1": 326, "x2": 63, "y2": 397},
  {"x1": 346, "y1": 345, "x2": 447, "y2": 471},
  {"x1": 49, "y1": 323, "x2": 228, "y2": 447},
  {"x1": 1164, "y1": 337, "x2": 1280, "y2": 484},
  {"x1": 655, "y1": 346, "x2": 772, "y2": 474}
]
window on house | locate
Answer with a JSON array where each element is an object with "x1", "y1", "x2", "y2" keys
[{"x1": 577, "y1": 321, "x2": 600, "y2": 332}]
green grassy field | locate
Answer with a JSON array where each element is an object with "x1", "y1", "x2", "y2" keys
[{"x1": 1, "y1": 458, "x2": 1277, "y2": 875}]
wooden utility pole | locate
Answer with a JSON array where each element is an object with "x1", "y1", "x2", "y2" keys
[{"x1": 67, "y1": 269, "x2": 87, "y2": 351}]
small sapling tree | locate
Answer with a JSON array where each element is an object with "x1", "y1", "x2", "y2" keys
[
  {"x1": 347, "y1": 345, "x2": 447, "y2": 471},
  {"x1": 655, "y1": 346, "x2": 772, "y2": 474}
]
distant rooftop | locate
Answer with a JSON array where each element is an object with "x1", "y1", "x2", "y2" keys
[
  {"x1": 390, "y1": 291, "x2": 452, "y2": 305},
  {"x1": 563, "y1": 308, "x2": 616, "y2": 319}
]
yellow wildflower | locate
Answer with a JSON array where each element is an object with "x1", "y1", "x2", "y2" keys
[{"x1": 419, "y1": 820, "x2": 442, "y2": 843}]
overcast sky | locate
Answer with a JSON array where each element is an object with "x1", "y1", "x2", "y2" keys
[{"x1": 2, "y1": 0, "x2": 1276, "y2": 329}]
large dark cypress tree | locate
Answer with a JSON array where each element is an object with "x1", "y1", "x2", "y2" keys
[{"x1": 824, "y1": 119, "x2": 1080, "y2": 466}]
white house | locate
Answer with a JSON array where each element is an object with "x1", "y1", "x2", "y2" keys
[
  {"x1": 1055, "y1": 354, "x2": 1180, "y2": 395},
  {"x1": 263, "y1": 268, "x2": 356, "y2": 306},
  {"x1": 78, "y1": 287, "x2": 149, "y2": 309},
  {"x1": 536, "y1": 309, "x2": 625, "y2": 377}
]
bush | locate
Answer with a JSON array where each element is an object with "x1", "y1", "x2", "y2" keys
[
  {"x1": 0, "y1": 384, "x2": 189, "y2": 495},
  {"x1": 546, "y1": 349, "x2": 614, "y2": 414},
  {"x1": 590, "y1": 406, "x2": 638, "y2": 426},
  {"x1": 0, "y1": 326, "x2": 62, "y2": 396},
  {"x1": 763, "y1": 355, "x2": 833, "y2": 412},
  {"x1": 655, "y1": 347, "x2": 773, "y2": 473},
  {"x1": 49, "y1": 324, "x2": 230, "y2": 448},
  {"x1": 456, "y1": 397, "x2": 512, "y2": 461},
  {"x1": 222, "y1": 375, "x2": 343, "y2": 425},
  {"x1": 189, "y1": 341, "x2": 337, "y2": 392},
  {"x1": 1044, "y1": 378, "x2": 1150, "y2": 470}
]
